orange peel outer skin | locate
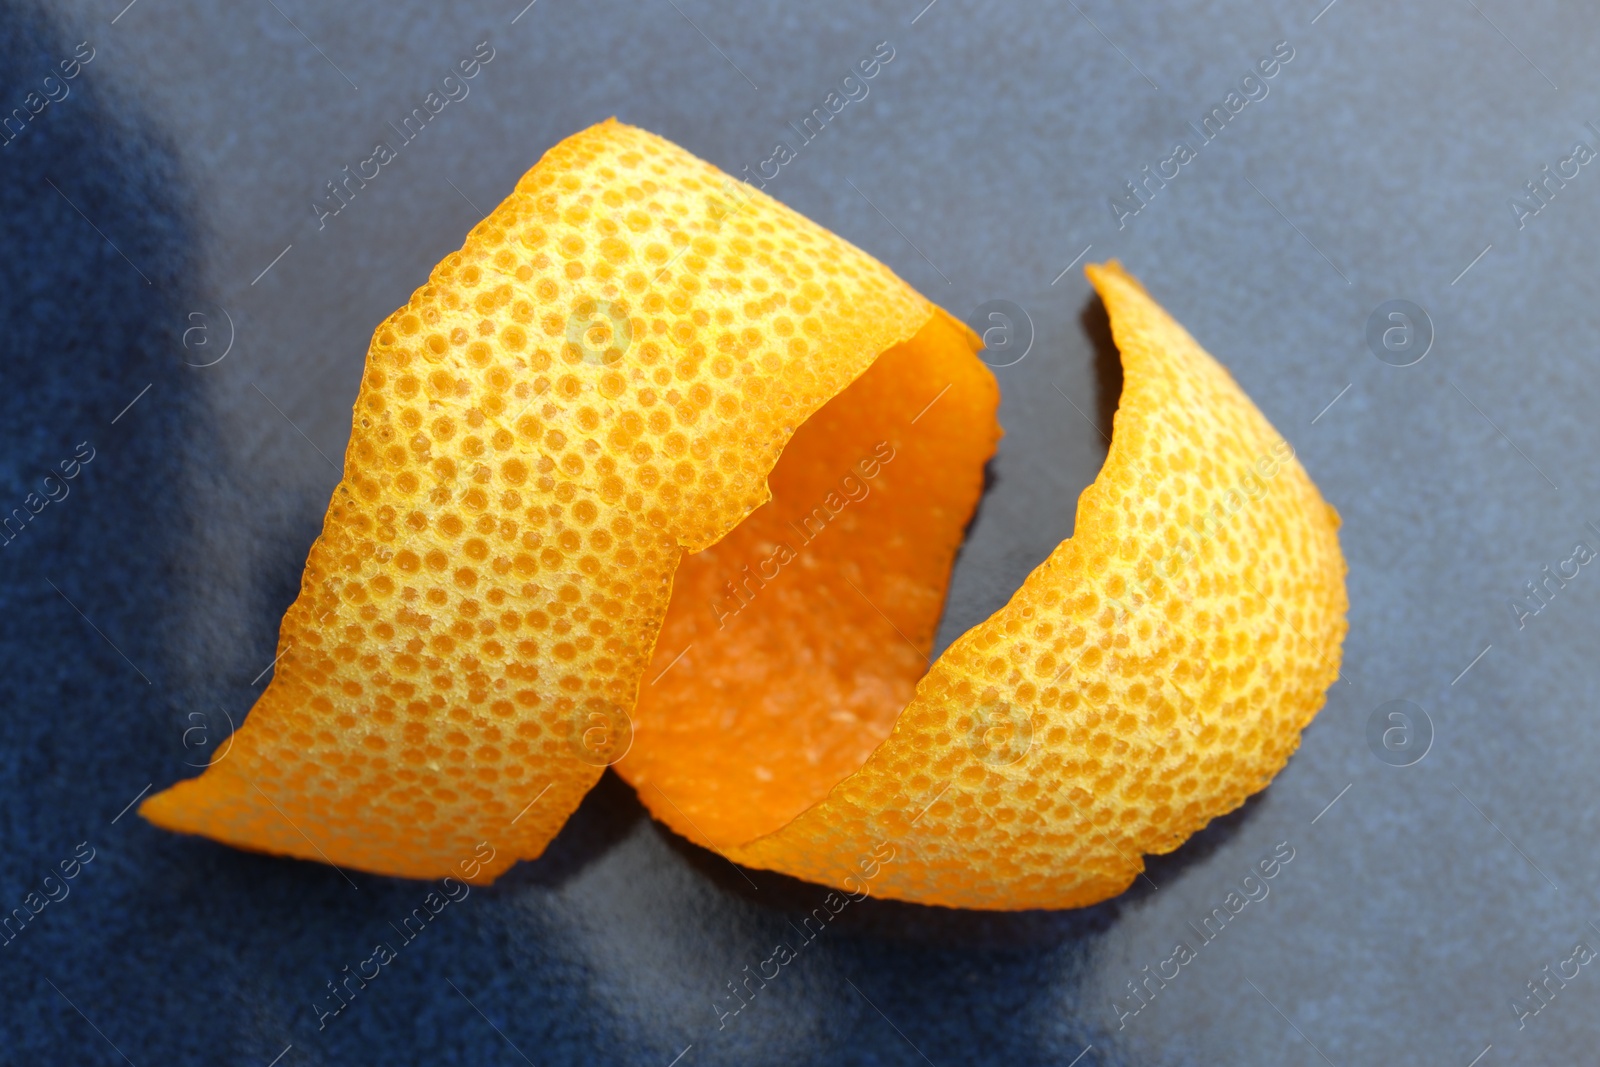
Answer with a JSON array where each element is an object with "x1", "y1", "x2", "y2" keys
[
  {"x1": 140, "y1": 119, "x2": 956, "y2": 883},
  {"x1": 723, "y1": 261, "x2": 1348, "y2": 910},
  {"x1": 139, "y1": 113, "x2": 1348, "y2": 911}
]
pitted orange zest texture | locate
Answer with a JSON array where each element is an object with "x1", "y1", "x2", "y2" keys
[
  {"x1": 141, "y1": 119, "x2": 1348, "y2": 911},
  {"x1": 722, "y1": 261, "x2": 1347, "y2": 908},
  {"x1": 140, "y1": 119, "x2": 964, "y2": 882}
]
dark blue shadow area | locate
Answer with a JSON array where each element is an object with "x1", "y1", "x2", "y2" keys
[{"x1": 0, "y1": 2, "x2": 223, "y2": 1061}]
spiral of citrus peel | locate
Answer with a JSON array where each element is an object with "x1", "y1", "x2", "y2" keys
[{"x1": 141, "y1": 119, "x2": 1347, "y2": 910}]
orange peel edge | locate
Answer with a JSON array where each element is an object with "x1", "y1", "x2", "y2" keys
[{"x1": 719, "y1": 261, "x2": 1347, "y2": 909}]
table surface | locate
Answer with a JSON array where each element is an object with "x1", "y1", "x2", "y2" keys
[{"x1": 4, "y1": 0, "x2": 1598, "y2": 1063}]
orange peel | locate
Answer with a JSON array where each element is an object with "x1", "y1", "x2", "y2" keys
[
  {"x1": 720, "y1": 262, "x2": 1348, "y2": 908},
  {"x1": 142, "y1": 119, "x2": 1347, "y2": 910}
]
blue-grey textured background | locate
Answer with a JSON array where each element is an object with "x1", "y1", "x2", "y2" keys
[{"x1": 3, "y1": 0, "x2": 1597, "y2": 1063}]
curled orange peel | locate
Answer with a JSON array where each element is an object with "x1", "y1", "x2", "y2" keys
[{"x1": 142, "y1": 120, "x2": 1347, "y2": 910}]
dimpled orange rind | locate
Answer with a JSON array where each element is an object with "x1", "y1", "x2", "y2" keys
[
  {"x1": 140, "y1": 115, "x2": 1348, "y2": 912},
  {"x1": 139, "y1": 118, "x2": 968, "y2": 883},
  {"x1": 723, "y1": 261, "x2": 1348, "y2": 909}
]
